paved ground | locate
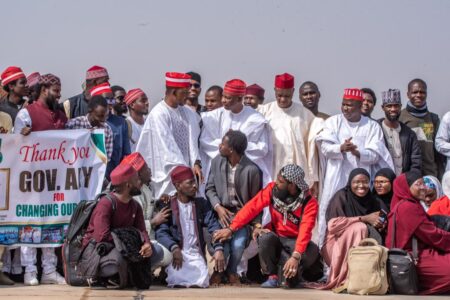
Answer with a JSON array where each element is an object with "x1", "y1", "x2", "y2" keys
[{"x1": 0, "y1": 284, "x2": 448, "y2": 300}]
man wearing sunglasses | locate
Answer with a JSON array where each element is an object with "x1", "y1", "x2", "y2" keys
[
  {"x1": 186, "y1": 71, "x2": 206, "y2": 114},
  {"x1": 111, "y1": 85, "x2": 127, "y2": 117},
  {"x1": 90, "y1": 83, "x2": 131, "y2": 182}
]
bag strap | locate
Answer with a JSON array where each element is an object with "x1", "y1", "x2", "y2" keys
[
  {"x1": 412, "y1": 237, "x2": 418, "y2": 264},
  {"x1": 391, "y1": 207, "x2": 397, "y2": 248},
  {"x1": 392, "y1": 199, "x2": 419, "y2": 264},
  {"x1": 95, "y1": 192, "x2": 116, "y2": 213},
  {"x1": 104, "y1": 193, "x2": 116, "y2": 213},
  {"x1": 126, "y1": 119, "x2": 136, "y2": 144},
  {"x1": 391, "y1": 199, "x2": 407, "y2": 248}
]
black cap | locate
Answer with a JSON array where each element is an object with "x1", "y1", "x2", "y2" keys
[{"x1": 187, "y1": 71, "x2": 201, "y2": 84}]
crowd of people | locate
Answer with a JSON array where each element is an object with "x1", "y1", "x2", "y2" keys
[{"x1": 0, "y1": 65, "x2": 450, "y2": 295}]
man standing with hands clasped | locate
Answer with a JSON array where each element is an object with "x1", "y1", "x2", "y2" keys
[{"x1": 316, "y1": 88, "x2": 393, "y2": 248}]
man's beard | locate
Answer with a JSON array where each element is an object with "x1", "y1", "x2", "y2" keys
[
  {"x1": 385, "y1": 113, "x2": 400, "y2": 122},
  {"x1": 46, "y1": 97, "x2": 57, "y2": 110},
  {"x1": 273, "y1": 186, "x2": 299, "y2": 205},
  {"x1": 129, "y1": 187, "x2": 142, "y2": 196},
  {"x1": 113, "y1": 103, "x2": 128, "y2": 115}
]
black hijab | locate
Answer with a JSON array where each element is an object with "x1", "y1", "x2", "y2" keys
[
  {"x1": 326, "y1": 168, "x2": 382, "y2": 222},
  {"x1": 372, "y1": 168, "x2": 396, "y2": 211}
]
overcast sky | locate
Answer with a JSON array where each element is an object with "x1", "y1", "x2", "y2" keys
[{"x1": 2, "y1": 0, "x2": 450, "y2": 118}]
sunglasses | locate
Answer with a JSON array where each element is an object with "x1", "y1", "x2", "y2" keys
[
  {"x1": 106, "y1": 98, "x2": 116, "y2": 105},
  {"x1": 190, "y1": 83, "x2": 201, "y2": 89}
]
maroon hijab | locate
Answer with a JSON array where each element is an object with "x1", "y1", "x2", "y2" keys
[{"x1": 386, "y1": 173, "x2": 427, "y2": 249}]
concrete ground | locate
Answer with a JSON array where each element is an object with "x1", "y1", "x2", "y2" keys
[{"x1": 0, "y1": 284, "x2": 448, "y2": 300}]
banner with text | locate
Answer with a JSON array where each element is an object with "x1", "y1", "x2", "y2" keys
[{"x1": 0, "y1": 129, "x2": 106, "y2": 247}]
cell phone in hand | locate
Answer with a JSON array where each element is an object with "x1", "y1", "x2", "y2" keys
[
  {"x1": 379, "y1": 209, "x2": 388, "y2": 223},
  {"x1": 155, "y1": 200, "x2": 170, "y2": 212}
]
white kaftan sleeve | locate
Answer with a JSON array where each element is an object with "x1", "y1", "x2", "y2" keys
[
  {"x1": 435, "y1": 112, "x2": 450, "y2": 157},
  {"x1": 13, "y1": 109, "x2": 31, "y2": 134}
]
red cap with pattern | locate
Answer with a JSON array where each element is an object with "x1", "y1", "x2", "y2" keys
[
  {"x1": 86, "y1": 65, "x2": 109, "y2": 80},
  {"x1": 1, "y1": 66, "x2": 26, "y2": 86},
  {"x1": 275, "y1": 73, "x2": 294, "y2": 89},
  {"x1": 165, "y1": 72, "x2": 191, "y2": 88},
  {"x1": 224, "y1": 79, "x2": 246, "y2": 96},
  {"x1": 246, "y1": 84, "x2": 265, "y2": 98},
  {"x1": 343, "y1": 88, "x2": 364, "y2": 101},
  {"x1": 90, "y1": 82, "x2": 112, "y2": 96},
  {"x1": 26, "y1": 72, "x2": 41, "y2": 87},
  {"x1": 125, "y1": 88, "x2": 145, "y2": 105},
  {"x1": 122, "y1": 152, "x2": 146, "y2": 171},
  {"x1": 110, "y1": 163, "x2": 138, "y2": 185},
  {"x1": 170, "y1": 165, "x2": 194, "y2": 184}
]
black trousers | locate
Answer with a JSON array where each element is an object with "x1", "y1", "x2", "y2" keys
[{"x1": 257, "y1": 232, "x2": 322, "y2": 284}]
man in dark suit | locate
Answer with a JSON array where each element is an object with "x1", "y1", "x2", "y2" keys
[{"x1": 206, "y1": 130, "x2": 263, "y2": 284}]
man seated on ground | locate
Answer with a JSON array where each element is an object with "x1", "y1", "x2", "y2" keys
[
  {"x1": 213, "y1": 164, "x2": 321, "y2": 289},
  {"x1": 121, "y1": 152, "x2": 173, "y2": 272},
  {"x1": 206, "y1": 130, "x2": 262, "y2": 284},
  {"x1": 156, "y1": 166, "x2": 225, "y2": 288},
  {"x1": 79, "y1": 162, "x2": 152, "y2": 288}
]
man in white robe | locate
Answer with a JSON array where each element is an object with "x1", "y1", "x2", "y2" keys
[
  {"x1": 200, "y1": 78, "x2": 272, "y2": 186},
  {"x1": 125, "y1": 88, "x2": 149, "y2": 152},
  {"x1": 316, "y1": 88, "x2": 394, "y2": 248},
  {"x1": 136, "y1": 72, "x2": 202, "y2": 198},
  {"x1": 257, "y1": 73, "x2": 322, "y2": 197},
  {"x1": 155, "y1": 166, "x2": 225, "y2": 288}
]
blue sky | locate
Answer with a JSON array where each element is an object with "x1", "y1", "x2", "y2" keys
[{"x1": 2, "y1": 0, "x2": 450, "y2": 117}]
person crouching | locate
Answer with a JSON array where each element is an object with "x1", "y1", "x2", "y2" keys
[
  {"x1": 156, "y1": 165, "x2": 225, "y2": 288},
  {"x1": 78, "y1": 162, "x2": 152, "y2": 288}
]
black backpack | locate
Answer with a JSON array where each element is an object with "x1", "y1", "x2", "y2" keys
[{"x1": 62, "y1": 193, "x2": 115, "y2": 286}]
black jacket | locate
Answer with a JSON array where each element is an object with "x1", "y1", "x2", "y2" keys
[
  {"x1": 155, "y1": 196, "x2": 223, "y2": 259},
  {"x1": 377, "y1": 119, "x2": 422, "y2": 172}
]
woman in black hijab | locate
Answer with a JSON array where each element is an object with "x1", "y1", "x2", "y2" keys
[
  {"x1": 372, "y1": 168, "x2": 396, "y2": 211},
  {"x1": 326, "y1": 168, "x2": 383, "y2": 222},
  {"x1": 321, "y1": 168, "x2": 385, "y2": 290}
]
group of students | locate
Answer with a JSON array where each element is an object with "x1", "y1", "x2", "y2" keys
[{"x1": 0, "y1": 65, "x2": 450, "y2": 294}]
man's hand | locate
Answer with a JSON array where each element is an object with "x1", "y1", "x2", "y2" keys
[
  {"x1": 193, "y1": 164, "x2": 204, "y2": 184},
  {"x1": 340, "y1": 138, "x2": 356, "y2": 153},
  {"x1": 252, "y1": 228, "x2": 271, "y2": 240},
  {"x1": 151, "y1": 206, "x2": 171, "y2": 227},
  {"x1": 350, "y1": 148, "x2": 360, "y2": 158},
  {"x1": 213, "y1": 250, "x2": 225, "y2": 273},
  {"x1": 212, "y1": 228, "x2": 233, "y2": 243},
  {"x1": 20, "y1": 126, "x2": 32, "y2": 136},
  {"x1": 215, "y1": 205, "x2": 234, "y2": 227},
  {"x1": 172, "y1": 248, "x2": 183, "y2": 270},
  {"x1": 139, "y1": 242, "x2": 152, "y2": 258},
  {"x1": 283, "y1": 257, "x2": 300, "y2": 279},
  {"x1": 159, "y1": 194, "x2": 170, "y2": 204}
]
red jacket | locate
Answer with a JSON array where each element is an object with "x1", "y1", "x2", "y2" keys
[{"x1": 230, "y1": 182, "x2": 318, "y2": 253}]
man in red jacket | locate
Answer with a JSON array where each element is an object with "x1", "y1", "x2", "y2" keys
[{"x1": 213, "y1": 164, "x2": 322, "y2": 288}]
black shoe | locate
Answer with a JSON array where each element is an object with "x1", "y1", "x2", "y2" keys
[
  {"x1": 7, "y1": 272, "x2": 24, "y2": 283},
  {"x1": 239, "y1": 274, "x2": 252, "y2": 285}
]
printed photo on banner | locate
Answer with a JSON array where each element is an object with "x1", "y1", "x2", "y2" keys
[{"x1": 0, "y1": 226, "x2": 18, "y2": 245}]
